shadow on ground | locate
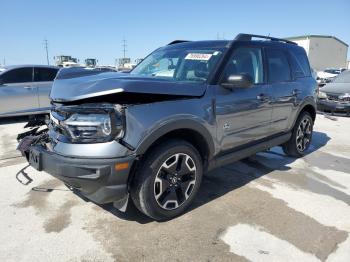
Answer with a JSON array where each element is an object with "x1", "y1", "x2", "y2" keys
[
  {"x1": 0, "y1": 116, "x2": 29, "y2": 125},
  {"x1": 14, "y1": 129, "x2": 332, "y2": 223},
  {"x1": 100, "y1": 131, "x2": 331, "y2": 223}
]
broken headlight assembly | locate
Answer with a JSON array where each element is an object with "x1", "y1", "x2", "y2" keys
[{"x1": 51, "y1": 105, "x2": 124, "y2": 143}]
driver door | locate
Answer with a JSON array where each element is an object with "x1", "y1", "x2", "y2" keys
[
  {"x1": 214, "y1": 46, "x2": 273, "y2": 152},
  {"x1": 0, "y1": 67, "x2": 39, "y2": 116}
]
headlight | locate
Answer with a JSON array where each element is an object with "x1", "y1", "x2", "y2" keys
[
  {"x1": 63, "y1": 113, "x2": 112, "y2": 139},
  {"x1": 52, "y1": 105, "x2": 124, "y2": 143},
  {"x1": 317, "y1": 90, "x2": 327, "y2": 99}
]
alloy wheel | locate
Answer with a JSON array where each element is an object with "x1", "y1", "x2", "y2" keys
[
  {"x1": 154, "y1": 153, "x2": 197, "y2": 210},
  {"x1": 296, "y1": 116, "x2": 312, "y2": 153}
]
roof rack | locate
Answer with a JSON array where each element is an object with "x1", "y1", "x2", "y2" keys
[
  {"x1": 167, "y1": 40, "x2": 190, "y2": 45},
  {"x1": 234, "y1": 33, "x2": 297, "y2": 45}
]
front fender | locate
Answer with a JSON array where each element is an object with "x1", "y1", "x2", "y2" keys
[
  {"x1": 121, "y1": 95, "x2": 216, "y2": 159},
  {"x1": 135, "y1": 118, "x2": 215, "y2": 158}
]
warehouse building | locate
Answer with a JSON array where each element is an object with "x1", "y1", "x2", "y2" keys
[{"x1": 286, "y1": 35, "x2": 348, "y2": 71}]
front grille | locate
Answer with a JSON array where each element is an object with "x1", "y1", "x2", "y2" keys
[{"x1": 326, "y1": 93, "x2": 350, "y2": 102}]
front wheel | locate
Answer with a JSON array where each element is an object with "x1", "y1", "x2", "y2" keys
[
  {"x1": 130, "y1": 139, "x2": 203, "y2": 221},
  {"x1": 282, "y1": 111, "x2": 314, "y2": 157}
]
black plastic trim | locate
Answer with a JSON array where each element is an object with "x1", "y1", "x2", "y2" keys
[{"x1": 208, "y1": 132, "x2": 292, "y2": 170}]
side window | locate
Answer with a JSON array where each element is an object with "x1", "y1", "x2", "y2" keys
[
  {"x1": 266, "y1": 49, "x2": 292, "y2": 83},
  {"x1": 2, "y1": 68, "x2": 33, "y2": 84},
  {"x1": 34, "y1": 68, "x2": 58, "y2": 82},
  {"x1": 223, "y1": 47, "x2": 264, "y2": 84},
  {"x1": 289, "y1": 51, "x2": 311, "y2": 77}
]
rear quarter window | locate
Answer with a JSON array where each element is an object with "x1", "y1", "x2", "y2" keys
[
  {"x1": 289, "y1": 49, "x2": 311, "y2": 78},
  {"x1": 266, "y1": 49, "x2": 292, "y2": 83}
]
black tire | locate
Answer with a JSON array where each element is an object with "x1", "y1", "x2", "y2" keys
[
  {"x1": 282, "y1": 111, "x2": 314, "y2": 157},
  {"x1": 130, "y1": 139, "x2": 203, "y2": 221}
]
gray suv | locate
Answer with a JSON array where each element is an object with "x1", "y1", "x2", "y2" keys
[
  {"x1": 0, "y1": 65, "x2": 59, "y2": 117},
  {"x1": 18, "y1": 34, "x2": 317, "y2": 220}
]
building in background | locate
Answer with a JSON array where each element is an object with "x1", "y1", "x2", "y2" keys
[{"x1": 286, "y1": 35, "x2": 348, "y2": 71}]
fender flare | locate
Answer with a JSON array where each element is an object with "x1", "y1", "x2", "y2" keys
[
  {"x1": 135, "y1": 119, "x2": 215, "y2": 159},
  {"x1": 292, "y1": 97, "x2": 317, "y2": 127}
]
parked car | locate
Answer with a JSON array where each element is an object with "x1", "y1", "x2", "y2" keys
[
  {"x1": 18, "y1": 34, "x2": 317, "y2": 220},
  {"x1": 324, "y1": 68, "x2": 346, "y2": 75},
  {"x1": 316, "y1": 68, "x2": 346, "y2": 87},
  {"x1": 0, "y1": 65, "x2": 59, "y2": 117},
  {"x1": 317, "y1": 70, "x2": 350, "y2": 115}
]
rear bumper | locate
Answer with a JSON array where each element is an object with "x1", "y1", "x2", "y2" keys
[
  {"x1": 29, "y1": 145, "x2": 135, "y2": 204},
  {"x1": 317, "y1": 99, "x2": 350, "y2": 114}
]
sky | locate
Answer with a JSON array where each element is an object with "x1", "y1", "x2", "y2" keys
[{"x1": 1, "y1": 0, "x2": 350, "y2": 66}]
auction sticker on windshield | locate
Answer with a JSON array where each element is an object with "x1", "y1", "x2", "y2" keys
[{"x1": 185, "y1": 53, "x2": 212, "y2": 61}]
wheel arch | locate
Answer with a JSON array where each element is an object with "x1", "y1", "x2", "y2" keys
[
  {"x1": 135, "y1": 120, "x2": 215, "y2": 167},
  {"x1": 300, "y1": 104, "x2": 316, "y2": 122}
]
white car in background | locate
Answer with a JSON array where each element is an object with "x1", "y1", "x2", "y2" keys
[
  {"x1": 317, "y1": 68, "x2": 347, "y2": 86},
  {"x1": 0, "y1": 65, "x2": 59, "y2": 117}
]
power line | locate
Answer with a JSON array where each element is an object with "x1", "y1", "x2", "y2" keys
[{"x1": 43, "y1": 39, "x2": 49, "y2": 65}]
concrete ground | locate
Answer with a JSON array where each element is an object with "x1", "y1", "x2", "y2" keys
[{"x1": 0, "y1": 114, "x2": 349, "y2": 262}]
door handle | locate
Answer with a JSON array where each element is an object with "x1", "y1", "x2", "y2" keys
[{"x1": 23, "y1": 86, "x2": 34, "y2": 90}]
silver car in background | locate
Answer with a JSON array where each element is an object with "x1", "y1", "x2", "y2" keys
[{"x1": 0, "y1": 65, "x2": 59, "y2": 117}]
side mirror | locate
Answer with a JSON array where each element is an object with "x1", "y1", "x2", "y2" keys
[{"x1": 221, "y1": 73, "x2": 254, "y2": 89}]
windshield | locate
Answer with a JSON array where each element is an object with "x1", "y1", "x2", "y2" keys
[
  {"x1": 333, "y1": 71, "x2": 350, "y2": 83},
  {"x1": 131, "y1": 47, "x2": 225, "y2": 83}
]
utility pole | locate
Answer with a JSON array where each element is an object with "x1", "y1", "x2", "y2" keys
[
  {"x1": 122, "y1": 38, "x2": 127, "y2": 59},
  {"x1": 43, "y1": 39, "x2": 49, "y2": 65}
]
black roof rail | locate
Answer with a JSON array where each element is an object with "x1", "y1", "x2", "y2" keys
[
  {"x1": 167, "y1": 40, "x2": 190, "y2": 45},
  {"x1": 234, "y1": 33, "x2": 297, "y2": 45}
]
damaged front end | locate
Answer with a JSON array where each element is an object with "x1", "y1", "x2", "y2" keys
[
  {"x1": 17, "y1": 115, "x2": 50, "y2": 160},
  {"x1": 17, "y1": 103, "x2": 135, "y2": 210}
]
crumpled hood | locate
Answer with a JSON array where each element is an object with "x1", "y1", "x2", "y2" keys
[
  {"x1": 321, "y1": 82, "x2": 350, "y2": 94},
  {"x1": 50, "y1": 69, "x2": 206, "y2": 102}
]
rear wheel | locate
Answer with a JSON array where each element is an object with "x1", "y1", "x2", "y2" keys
[
  {"x1": 282, "y1": 111, "x2": 314, "y2": 157},
  {"x1": 130, "y1": 139, "x2": 203, "y2": 221}
]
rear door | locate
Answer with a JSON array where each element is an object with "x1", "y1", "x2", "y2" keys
[
  {"x1": 33, "y1": 67, "x2": 58, "y2": 110},
  {"x1": 0, "y1": 67, "x2": 38, "y2": 116},
  {"x1": 266, "y1": 48, "x2": 296, "y2": 134},
  {"x1": 215, "y1": 45, "x2": 273, "y2": 152}
]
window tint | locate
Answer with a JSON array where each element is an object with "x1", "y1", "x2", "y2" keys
[
  {"x1": 289, "y1": 50, "x2": 311, "y2": 77},
  {"x1": 34, "y1": 67, "x2": 58, "y2": 82},
  {"x1": 223, "y1": 47, "x2": 264, "y2": 84},
  {"x1": 267, "y1": 49, "x2": 292, "y2": 82},
  {"x1": 2, "y1": 68, "x2": 33, "y2": 84}
]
